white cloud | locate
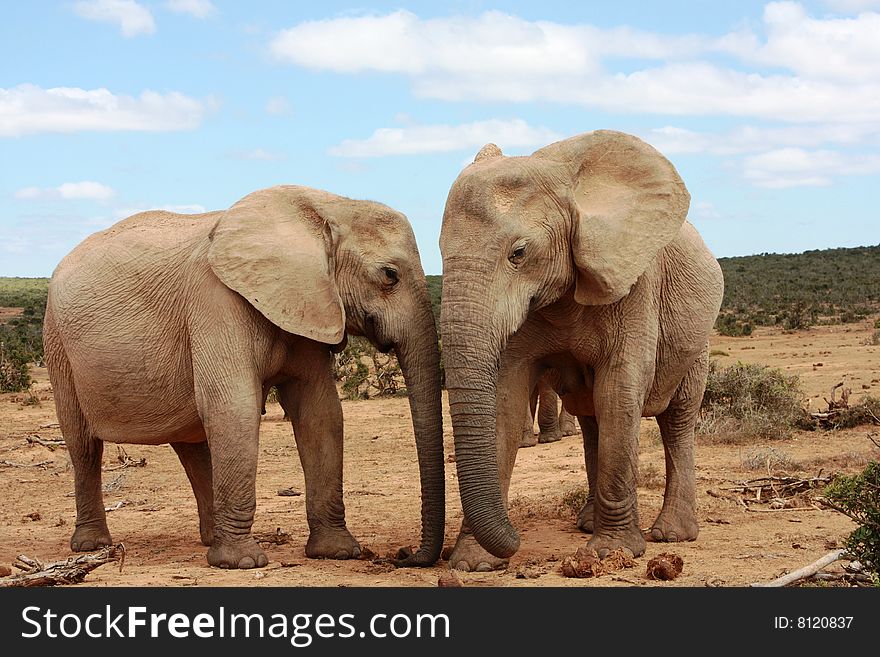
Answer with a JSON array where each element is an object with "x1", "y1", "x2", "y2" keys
[
  {"x1": 270, "y1": 6, "x2": 880, "y2": 124},
  {"x1": 73, "y1": 0, "x2": 155, "y2": 37},
  {"x1": 647, "y1": 122, "x2": 880, "y2": 155},
  {"x1": 271, "y1": 10, "x2": 702, "y2": 77},
  {"x1": 0, "y1": 84, "x2": 206, "y2": 137},
  {"x1": 14, "y1": 181, "x2": 115, "y2": 202},
  {"x1": 742, "y1": 147, "x2": 880, "y2": 187},
  {"x1": 265, "y1": 96, "x2": 291, "y2": 116},
  {"x1": 165, "y1": 0, "x2": 216, "y2": 19},
  {"x1": 721, "y1": 2, "x2": 880, "y2": 83},
  {"x1": 822, "y1": 0, "x2": 880, "y2": 13},
  {"x1": 328, "y1": 118, "x2": 561, "y2": 157},
  {"x1": 229, "y1": 148, "x2": 286, "y2": 161}
]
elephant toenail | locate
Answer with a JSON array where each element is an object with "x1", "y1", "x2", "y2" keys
[
  {"x1": 352, "y1": 547, "x2": 361, "y2": 558},
  {"x1": 334, "y1": 550, "x2": 349, "y2": 559},
  {"x1": 256, "y1": 554, "x2": 268, "y2": 567},
  {"x1": 454, "y1": 561, "x2": 471, "y2": 572},
  {"x1": 475, "y1": 562, "x2": 492, "y2": 572},
  {"x1": 239, "y1": 557, "x2": 256, "y2": 569}
]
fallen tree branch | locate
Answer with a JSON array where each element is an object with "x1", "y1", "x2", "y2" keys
[
  {"x1": 0, "y1": 545, "x2": 125, "y2": 587},
  {"x1": 750, "y1": 549, "x2": 847, "y2": 587},
  {"x1": 102, "y1": 446, "x2": 146, "y2": 472},
  {"x1": 0, "y1": 459, "x2": 52, "y2": 469},
  {"x1": 26, "y1": 435, "x2": 66, "y2": 450}
]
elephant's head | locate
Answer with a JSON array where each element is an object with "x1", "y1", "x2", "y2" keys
[
  {"x1": 207, "y1": 185, "x2": 444, "y2": 566},
  {"x1": 439, "y1": 131, "x2": 689, "y2": 558}
]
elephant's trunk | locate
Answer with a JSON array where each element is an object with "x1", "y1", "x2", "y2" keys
[
  {"x1": 440, "y1": 273, "x2": 520, "y2": 558},
  {"x1": 394, "y1": 301, "x2": 445, "y2": 566}
]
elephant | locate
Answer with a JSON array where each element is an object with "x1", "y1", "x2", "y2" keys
[
  {"x1": 439, "y1": 131, "x2": 723, "y2": 571},
  {"x1": 43, "y1": 185, "x2": 444, "y2": 569},
  {"x1": 519, "y1": 371, "x2": 580, "y2": 448}
]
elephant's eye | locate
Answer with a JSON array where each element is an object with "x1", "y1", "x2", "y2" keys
[
  {"x1": 382, "y1": 267, "x2": 399, "y2": 286},
  {"x1": 509, "y1": 244, "x2": 526, "y2": 265}
]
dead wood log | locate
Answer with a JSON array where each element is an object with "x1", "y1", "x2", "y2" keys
[
  {"x1": 750, "y1": 549, "x2": 847, "y2": 587},
  {"x1": 0, "y1": 545, "x2": 125, "y2": 587}
]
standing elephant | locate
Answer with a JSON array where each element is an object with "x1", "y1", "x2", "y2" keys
[
  {"x1": 44, "y1": 185, "x2": 444, "y2": 569},
  {"x1": 520, "y1": 371, "x2": 580, "y2": 448},
  {"x1": 440, "y1": 131, "x2": 723, "y2": 571}
]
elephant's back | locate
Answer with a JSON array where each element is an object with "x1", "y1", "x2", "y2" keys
[{"x1": 49, "y1": 210, "x2": 220, "y2": 313}]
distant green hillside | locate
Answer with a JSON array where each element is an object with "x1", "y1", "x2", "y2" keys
[
  {"x1": 2, "y1": 245, "x2": 878, "y2": 385},
  {"x1": 715, "y1": 244, "x2": 880, "y2": 335},
  {"x1": 0, "y1": 277, "x2": 49, "y2": 309}
]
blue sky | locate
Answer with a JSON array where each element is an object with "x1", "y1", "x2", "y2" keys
[{"x1": 2, "y1": 0, "x2": 879, "y2": 276}]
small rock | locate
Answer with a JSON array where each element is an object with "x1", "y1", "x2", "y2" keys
[
  {"x1": 22, "y1": 512, "x2": 41, "y2": 522},
  {"x1": 646, "y1": 552, "x2": 684, "y2": 581},
  {"x1": 0, "y1": 566, "x2": 11, "y2": 577},
  {"x1": 446, "y1": 453, "x2": 456, "y2": 463},
  {"x1": 276, "y1": 487, "x2": 302, "y2": 497},
  {"x1": 358, "y1": 546, "x2": 377, "y2": 561},
  {"x1": 438, "y1": 571, "x2": 463, "y2": 587}
]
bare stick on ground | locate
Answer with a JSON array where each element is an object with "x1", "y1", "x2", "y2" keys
[
  {"x1": 750, "y1": 549, "x2": 847, "y2": 587},
  {"x1": 0, "y1": 545, "x2": 125, "y2": 588}
]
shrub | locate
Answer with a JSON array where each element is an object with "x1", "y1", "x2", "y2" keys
[
  {"x1": 698, "y1": 360, "x2": 805, "y2": 443},
  {"x1": 0, "y1": 347, "x2": 31, "y2": 392},
  {"x1": 333, "y1": 337, "x2": 406, "y2": 400},
  {"x1": 824, "y1": 461, "x2": 880, "y2": 578}
]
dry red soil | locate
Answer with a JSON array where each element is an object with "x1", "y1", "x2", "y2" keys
[{"x1": 1, "y1": 317, "x2": 878, "y2": 587}]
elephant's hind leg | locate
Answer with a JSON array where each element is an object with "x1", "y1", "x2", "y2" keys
[
  {"x1": 172, "y1": 441, "x2": 214, "y2": 546},
  {"x1": 44, "y1": 316, "x2": 111, "y2": 552},
  {"x1": 649, "y1": 350, "x2": 708, "y2": 543},
  {"x1": 576, "y1": 415, "x2": 598, "y2": 533},
  {"x1": 536, "y1": 383, "x2": 562, "y2": 444}
]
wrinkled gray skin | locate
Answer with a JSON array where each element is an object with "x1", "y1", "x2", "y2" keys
[
  {"x1": 440, "y1": 132, "x2": 723, "y2": 571},
  {"x1": 44, "y1": 185, "x2": 444, "y2": 569},
  {"x1": 520, "y1": 372, "x2": 579, "y2": 447}
]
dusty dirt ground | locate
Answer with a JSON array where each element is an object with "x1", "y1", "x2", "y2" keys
[{"x1": 1, "y1": 317, "x2": 878, "y2": 588}]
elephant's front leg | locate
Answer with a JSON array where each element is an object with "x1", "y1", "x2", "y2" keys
[
  {"x1": 588, "y1": 370, "x2": 647, "y2": 558},
  {"x1": 449, "y1": 361, "x2": 528, "y2": 571},
  {"x1": 278, "y1": 356, "x2": 361, "y2": 560},
  {"x1": 197, "y1": 400, "x2": 267, "y2": 569}
]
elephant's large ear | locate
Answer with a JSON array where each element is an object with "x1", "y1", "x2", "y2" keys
[
  {"x1": 207, "y1": 185, "x2": 346, "y2": 344},
  {"x1": 534, "y1": 130, "x2": 689, "y2": 306}
]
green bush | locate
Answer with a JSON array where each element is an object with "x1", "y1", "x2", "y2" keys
[
  {"x1": 824, "y1": 461, "x2": 880, "y2": 578},
  {"x1": 698, "y1": 360, "x2": 805, "y2": 443},
  {"x1": 333, "y1": 337, "x2": 405, "y2": 400},
  {"x1": 0, "y1": 343, "x2": 31, "y2": 392}
]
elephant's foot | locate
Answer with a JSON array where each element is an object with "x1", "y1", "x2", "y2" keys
[
  {"x1": 586, "y1": 526, "x2": 646, "y2": 558},
  {"x1": 305, "y1": 526, "x2": 361, "y2": 559},
  {"x1": 519, "y1": 431, "x2": 538, "y2": 448},
  {"x1": 576, "y1": 499, "x2": 594, "y2": 533},
  {"x1": 448, "y1": 532, "x2": 509, "y2": 572},
  {"x1": 207, "y1": 535, "x2": 269, "y2": 569},
  {"x1": 559, "y1": 419, "x2": 579, "y2": 437},
  {"x1": 537, "y1": 428, "x2": 562, "y2": 444},
  {"x1": 648, "y1": 507, "x2": 699, "y2": 543},
  {"x1": 70, "y1": 520, "x2": 112, "y2": 552}
]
